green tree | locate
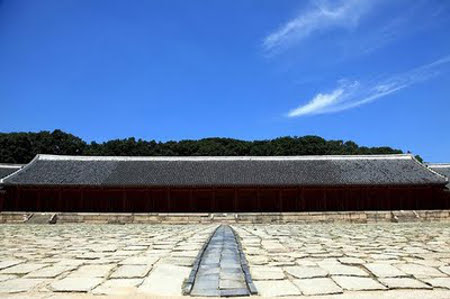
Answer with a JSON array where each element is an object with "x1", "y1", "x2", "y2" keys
[{"x1": 0, "y1": 130, "x2": 409, "y2": 163}]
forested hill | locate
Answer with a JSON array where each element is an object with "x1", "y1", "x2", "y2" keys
[{"x1": 0, "y1": 130, "x2": 409, "y2": 164}]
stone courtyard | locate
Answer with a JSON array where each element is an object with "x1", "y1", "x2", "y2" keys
[
  {"x1": 234, "y1": 223, "x2": 450, "y2": 297},
  {"x1": 0, "y1": 222, "x2": 449, "y2": 298}
]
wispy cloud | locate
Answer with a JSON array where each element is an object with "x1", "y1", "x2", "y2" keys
[
  {"x1": 287, "y1": 55, "x2": 450, "y2": 117},
  {"x1": 263, "y1": 0, "x2": 373, "y2": 54},
  {"x1": 350, "y1": 1, "x2": 447, "y2": 56}
]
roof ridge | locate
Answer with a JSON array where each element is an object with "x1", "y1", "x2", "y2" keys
[
  {"x1": 0, "y1": 164, "x2": 23, "y2": 168},
  {"x1": 427, "y1": 163, "x2": 450, "y2": 168},
  {"x1": 35, "y1": 154, "x2": 414, "y2": 162}
]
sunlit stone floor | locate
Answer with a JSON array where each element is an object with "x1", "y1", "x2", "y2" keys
[
  {"x1": 0, "y1": 224, "x2": 216, "y2": 297},
  {"x1": 233, "y1": 222, "x2": 450, "y2": 297},
  {"x1": 0, "y1": 222, "x2": 450, "y2": 298}
]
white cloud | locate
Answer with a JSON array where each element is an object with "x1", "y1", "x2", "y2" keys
[
  {"x1": 263, "y1": 0, "x2": 372, "y2": 54},
  {"x1": 287, "y1": 55, "x2": 450, "y2": 117}
]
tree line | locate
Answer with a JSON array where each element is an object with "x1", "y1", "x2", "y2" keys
[{"x1": 0, "y1": 130, "x2": 416, "y2": 164}]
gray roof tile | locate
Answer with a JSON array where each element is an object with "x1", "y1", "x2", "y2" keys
[{"x1": 1, "y1": 155, "x2": 447, "y2": 187}]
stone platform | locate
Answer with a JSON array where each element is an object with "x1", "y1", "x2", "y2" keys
[{"x1": 1, "y1": 209, "x2": 449, "y2": 224}]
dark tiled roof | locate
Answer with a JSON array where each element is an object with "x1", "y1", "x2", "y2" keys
[
  {"x1": 0, "y1": 164, "x2": 23, "y2": 180},
  {"x1": 1, "y1": 155, "x2": 447, "y2": 188},
  {"x1": 427, "y1": 164, "x2": 450, "y2": 188}
]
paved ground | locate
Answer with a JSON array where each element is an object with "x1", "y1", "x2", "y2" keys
[
  {"x1": 0, "y1": 224, "x2": 216, "y2": 297},
  {"x1": 0, "y1": 222, "x2": 449, "y2": 298},
  {"x1": 233, "y1": 222, "x2": 450, "y2": 297}
]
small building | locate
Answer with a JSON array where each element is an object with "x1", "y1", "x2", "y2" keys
[
  {"x1": 0, "y1": 164, "x2": 23, "y2": 179},
  {"x1": 0, "y1": 164, "x2": 23, "y2": 203},
  {"x1": 427, "y1": 164, "x2": 450, "y2": 189},
  {"x1": 0, "y1": 154, "x2": 448, "y2": 213}
]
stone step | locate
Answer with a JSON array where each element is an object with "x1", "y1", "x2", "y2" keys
[
  {"x1": 26, "y1": 213, "x2": 57, "y2": 224},
  {"x1": 391, "y1": 210, "x2": 420, "y2": 223}
]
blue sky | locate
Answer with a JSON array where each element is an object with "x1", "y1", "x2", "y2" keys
[{"x1": 1, "y1": 0, "x2": 450, "y2": 162}]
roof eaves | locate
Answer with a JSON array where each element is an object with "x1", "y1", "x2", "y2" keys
[
  {"x1": 0, "y1": 154, "x2": 40, "y2": 184},
  {"x1": 415, "y1": 159, "x2": 449, "y2": 185}
]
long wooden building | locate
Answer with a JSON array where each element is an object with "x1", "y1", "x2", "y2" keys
[{"x1": 0, "y1": 154, "x2": 448, "y2": 213}]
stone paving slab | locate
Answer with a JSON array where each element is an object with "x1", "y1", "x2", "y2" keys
[
  {"x1": 293, "y1": 277, "x2": 343, "y2": 295},
  {"x1": 91, "y1": 278, "x2": 143, "y2": 295},
  {"x1": 424, "y1": 277, "x2": 450, "y2": 289},
  {"x1": 0, "y1": 275, "x2": 16, "y2": 282},
  {"x1": 66, "y1": 264, "x2": 116, "y2": 278},
  {"x1": 50, "y1": 277, "x2": 104, "y2": 292},
  {"x1": 0, "y1": 261, "x2": 24, "y2": 271},
  {"x1": 318, "y1": 262, "x2": 369, "y2": 277},
  {"x1": 0, "y1": 278, "x2": 47, "y2": 293},
  {"x1": 119, "y1": 256, "x2": 159, "y2": 265},
  {"x1": 110, "y1": 265, "x2": 152, "y2": 278},
  {"x1": 0, "y1": 263, "x2": 48, "y2": 275},
  {"x1": 332, "y1": 276, "x2": 387, "y2": 291},
  {"x1": 250, "y1": 266, "x2": 285, "y2": 280},
  {"x1": 379, "y1": 278, "x2": 432, "y2": 289},
  {"x1": 25, "y1": 265, "x2": 76, "y2": 278},
  {"x1": 253, "y1": 280, "x2": 301, "y2": 296},
  {"x1": 439, "y1": 265, "x2": 450, "y2": 275},
  {"x1": 364, "y1": 263, "x2": 408, "y2": 278},
  {"x1": 395, "y1": 263, "x2": 447, "y2": 278},
  {"x1": 139, "y1": 264, "x2": 191, "y2": 296},
  {"x1": 284, "y1": 265, "x2": 328, "y2": 279}
]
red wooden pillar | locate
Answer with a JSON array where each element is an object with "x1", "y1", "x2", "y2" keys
[
  {"x1": 167, "y1": 188, "x2": 171, "y2": 212},
  {"x1": 122, "y1": 189, "x2": 126, "y2": 212},
  {"x1": 212, "y1": 188, "x2": 216, "y2": 211},
  {"x1": 14, "y1": 187, "x2": 20, "y2": 211},
  {"x1": 386, "y1": 186, "x2": 391, "y2": 210},
  {"x1": 0, "y1": 190, "x2": 5, "y2": 212},
  {"x1": 278, "y1": 188, "x2": 282, "y2": 212},
  {"x1": 256, "y1": 187, "x2": 261, "y2": 211},
  {"x1": 58, "y1": 188, "x2": 62, "y2": 212},
  {"x1": 234, "y1": 188, "x2": 237, "y2": 212},
  {"x1": 80, "y1": 189, "x2": 84, "y2": 212},
  {"x1": 37, "y1": 189, "x2": 41, "y2": 212},
  {"x1": 298, "y1": 187, "x2": 303, "y2": 212},
  {"x1": 189, "y1": 189, "x2": 193, "y2": 212},
  {"x1": 144, "y1": 190, "x2": 149, "y2": 212}
]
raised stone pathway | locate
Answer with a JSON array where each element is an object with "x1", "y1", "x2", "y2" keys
[{"x1": 186, "y1": 225, "x2": 256, "y2": 297}]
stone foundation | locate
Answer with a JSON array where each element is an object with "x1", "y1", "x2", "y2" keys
[{"x1": 0, "y1": 210, "x2": 449, "y2": 224}]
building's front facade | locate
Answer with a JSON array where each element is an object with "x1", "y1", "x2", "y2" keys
[{"x1": 0, "y1": 154, "x2": 448, "y2": 213}]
